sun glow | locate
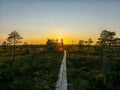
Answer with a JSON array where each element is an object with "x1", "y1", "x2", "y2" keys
[{"x1": 58, "y1": 39, "x2": 61, "y2": 43}]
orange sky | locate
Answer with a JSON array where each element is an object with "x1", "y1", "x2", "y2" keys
[{"x1": 0, "y1": 32, "x2": 98, "y2": 45}]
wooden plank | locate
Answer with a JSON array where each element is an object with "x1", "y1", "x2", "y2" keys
[{"x1": 56, "y1": 50, "x2": 67, "y2": 90}]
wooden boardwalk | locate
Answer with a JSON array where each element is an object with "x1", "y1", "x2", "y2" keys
[{"x1": 56, "y1": 50, "x2": 67, "y2": 90}]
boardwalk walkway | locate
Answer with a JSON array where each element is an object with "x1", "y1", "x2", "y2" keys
[{"x1": 56, "y1": 50, "x2": 67, "y2": 90}]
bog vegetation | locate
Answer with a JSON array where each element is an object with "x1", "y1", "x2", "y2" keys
[
  {"x1": 0, "y1": 30, "x2": 120, "y2": 90},
  {"x1": 0, "y1": 31, "x2": 64, "y2": 89},
  {"x1": 66, "y1": 30, "x2": 120, "y2": 90}
]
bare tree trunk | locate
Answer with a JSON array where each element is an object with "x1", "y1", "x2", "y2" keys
[{"x1": 13, "y1": 38, "x2": 15, "y2": 60}]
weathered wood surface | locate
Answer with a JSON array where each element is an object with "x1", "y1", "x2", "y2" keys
[{"x1": 56, "y1": 50, "x2": 67, "y2": 90}]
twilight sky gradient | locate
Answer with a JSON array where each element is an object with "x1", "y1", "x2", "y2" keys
[{"x1": 0, "y1": 0, "x2": 120, "y2": 44}]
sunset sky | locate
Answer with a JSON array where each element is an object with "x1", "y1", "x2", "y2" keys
[{"x1": 0, "y1": 0, "x2": 120, "y2": 44}]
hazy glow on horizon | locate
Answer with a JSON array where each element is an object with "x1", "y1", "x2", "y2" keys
[{"x1": 0, "y1": 0, "x2": 120, "y2": 44}]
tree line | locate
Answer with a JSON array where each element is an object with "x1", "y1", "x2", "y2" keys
[{"x1": 1, "y1": 30, "x2": 120, "y2": 60}]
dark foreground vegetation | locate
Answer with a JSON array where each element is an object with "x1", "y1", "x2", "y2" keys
[
  {"x1": 0, "y1": 45, "x2": 63, "y2": 90},
  {"x1": 67, "y1": 48, "x2": 120, "y2": 90}
]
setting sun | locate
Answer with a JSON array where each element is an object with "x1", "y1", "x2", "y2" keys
[{"x1": 58, "y1": 39, "x2": 61, "y2": 43}]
